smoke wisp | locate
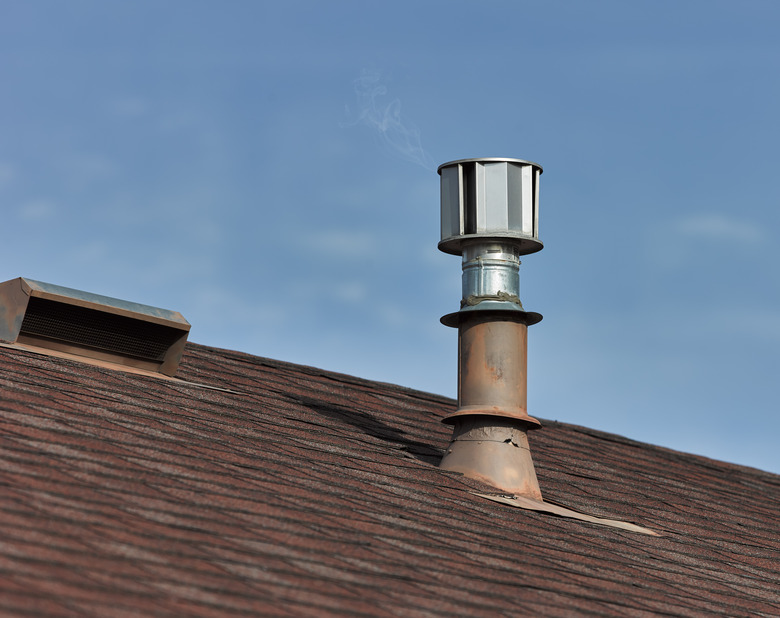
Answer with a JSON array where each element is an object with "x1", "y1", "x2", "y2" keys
[{"x1": 344, "y1": 70, "x2": 434, "y2": 170}]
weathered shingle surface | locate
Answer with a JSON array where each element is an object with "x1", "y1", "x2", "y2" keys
[{"x1": 1, "y1": 342, "x2": 778, "y2": 616}]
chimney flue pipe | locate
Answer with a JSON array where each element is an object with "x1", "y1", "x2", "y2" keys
[{"x1": 437, "y1": 158, "x2": 544, "y2": 499}]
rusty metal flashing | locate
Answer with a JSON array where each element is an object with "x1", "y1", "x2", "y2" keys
[
  {"x1": 0, "y1": 277, "x2": 190, "y2": 376},
  {"x1": 474, "y1": 493, "x2": 660, "y2": 536},
  {"x1": 443, "y1": 417, "x2": 542, "y2": 499}
]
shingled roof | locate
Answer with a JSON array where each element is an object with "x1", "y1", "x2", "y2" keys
[{"x1": 1, "y1": 341, "x2": 779, "y2": 616}]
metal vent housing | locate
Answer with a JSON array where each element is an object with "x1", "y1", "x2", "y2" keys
[
  {"x1": 0, "y1": 277, "x2": 190, "y2": 376},
  {"x1": 439, "y1": 157, "x2": 542, "y2": 256},
  {"x1": 437, "y1": 156, "x2": 544, "y2": 497}
]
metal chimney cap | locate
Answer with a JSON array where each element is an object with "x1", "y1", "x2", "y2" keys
[
  {"x1": 437, "y1": 157, "x2": 543, "y2": 175},
  {"x1": 438, "y1": 157, "x2": 543, "y2": 256}
]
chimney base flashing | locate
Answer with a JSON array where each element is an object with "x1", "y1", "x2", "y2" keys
[{"x1": 440, "y1": 417, "x2": 542, "y2": 499}]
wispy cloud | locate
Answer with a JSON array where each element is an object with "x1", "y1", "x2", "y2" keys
[
  {"x1": 0, "y1": 163, "x2": 15, "y2": 189},
  {"x1": 111, "y1": 96, "x2": 149, "y2": 117},
  {"x1": 17, "y1": 199, "x2": 57, "y2": 222},
  {"x1": 377, "y1": 303, "x2": 411, "y2": 328},
  {"x1": 675, "y1": 306, "x2": 780, "y2": 343},
  {"x1": 344, "y1": 69, "x2": 434, "y2": 170},
  {"x1": 68, "y1": 240, "x2": 110, "y2": 265},
  {"x1": 305, "y1": 229, "x2": 377, "y2": 259},
  {"x1": 332, "y1": 281, "x2": 367, "y2": 304},
  {"x1": 674, "y1": 213, "x2": 765, "y2": 244}
]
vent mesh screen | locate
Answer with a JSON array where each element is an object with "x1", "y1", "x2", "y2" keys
[{"x1": 20, "y1": 297, "x2": 181, "y2": 362}]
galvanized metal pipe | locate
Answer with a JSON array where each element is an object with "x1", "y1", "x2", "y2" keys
[{"x1": 461, "y1": 242, "x2": 522, "y2": 307}]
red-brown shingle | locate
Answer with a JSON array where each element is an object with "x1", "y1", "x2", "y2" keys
[{"x1": 1, "y1": 342, "x2": 778, "y2": 616}]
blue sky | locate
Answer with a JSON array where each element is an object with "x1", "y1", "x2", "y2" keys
[{"x1": 3, "y1": 1, "x2": 779, "y2": 474}]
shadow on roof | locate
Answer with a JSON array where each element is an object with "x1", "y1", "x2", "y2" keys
[{"x1": 297, "y1": 395, "x2": 444, "y2": 466}]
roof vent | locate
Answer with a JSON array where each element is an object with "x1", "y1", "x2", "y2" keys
[
  {"x1": 0, "y1": 277, "x2": 190, "y2": 376},
  {"x1": 437, "y1": 158, "x2": 545, "y2": 498},
  {"x1": 434, "y1": 159, "x2": 658, "y2": 535}
]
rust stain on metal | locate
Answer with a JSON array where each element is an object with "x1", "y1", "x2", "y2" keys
[
  {"x1": 441, "y1": 415, "x2": 542, "y2": 499},
  {"x1": 474, "y1": 493, "x2": 661, "y2": 536},
  {"x1": 440, "y1": 313, "x2": 543, "y2": 498},
  {"x1": 444, "y1": 315, "x2": 539, "y2": 428}
]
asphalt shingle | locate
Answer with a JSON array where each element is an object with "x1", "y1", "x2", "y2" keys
[{"x1": 0, "y1": 342, "x2": 778, "y2": 616}]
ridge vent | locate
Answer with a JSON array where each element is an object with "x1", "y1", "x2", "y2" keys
[{"x1": 0, "y1": 277, "x2": 190, "y2": 376}]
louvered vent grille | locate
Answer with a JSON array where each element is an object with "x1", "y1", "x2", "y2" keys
[
  {"x1": 20, "y1": 297, "x2": 179, "y2": 362},
  {"x1": 0, "y1": 277, "x2": 190, "y2": 376}
]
